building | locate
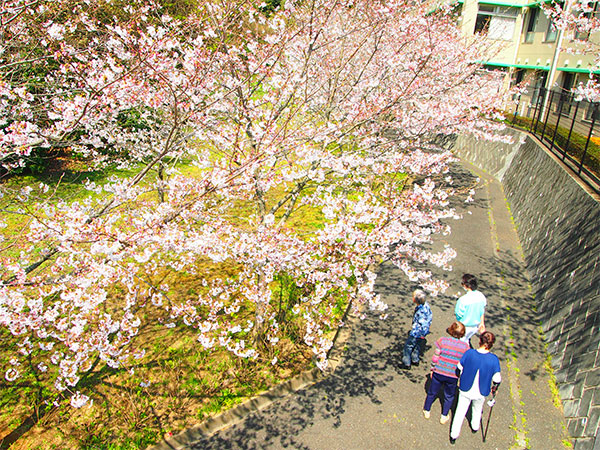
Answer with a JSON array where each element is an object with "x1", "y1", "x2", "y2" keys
[{"x1": 457, "y1": 0, "x2": 599, "y2": 116}]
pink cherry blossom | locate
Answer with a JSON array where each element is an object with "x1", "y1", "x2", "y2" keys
[
  {"x1": 0, "y1": 0, "x2": 508, "y2": 403},
  {"x1": 70, "y1": 391, "x2": 91, "y2": 408}
]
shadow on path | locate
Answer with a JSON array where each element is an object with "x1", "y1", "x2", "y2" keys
[{"x1": 168, "y1": 161, "x2": 566, "y2": 450}]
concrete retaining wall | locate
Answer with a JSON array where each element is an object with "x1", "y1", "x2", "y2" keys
[{"x1": 451, "y1": 128, "x2": 600, "y2": 450}]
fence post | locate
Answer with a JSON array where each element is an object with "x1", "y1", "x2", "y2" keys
[
  {"x1": 541, "y1": 89, "x2": 555, "y2": 143},
  {"x1": 550, "y1": 92, "x2": 565, "y2": 153},
  {"x1": 578, "y1": 103, "x2": 598, "y2": 175},
  {"x1": 564, "y1": 100, "x2": 580, "y2": 161},
  {"x1": 533, "y1": 87, "x2": 544, "y2": 134},
  {"x1": 512, "y1": 95, "x2": 520, "y2": 125}
]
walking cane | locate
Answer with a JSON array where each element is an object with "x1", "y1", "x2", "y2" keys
[{"x1": 482, "y1": 387, "x2": 499, "y2": 442}]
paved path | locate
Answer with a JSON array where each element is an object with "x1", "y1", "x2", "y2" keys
[{"x1": 157, "y1": 161, "x2": 568, "y2": 449}]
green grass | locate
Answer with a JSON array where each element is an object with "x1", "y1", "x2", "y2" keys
[
  {"x1": 537, "y1": 325, "x2": 563, "y2": 411},
  {"x1": 196, "y1": 388, "x2": 247, "y2": 420},
  {"x1": 0, "y1": 161, "x2": 144, "y2": 262},
  {"x1": 80, "y1": 428, "x2": 160, "y2": 450}
]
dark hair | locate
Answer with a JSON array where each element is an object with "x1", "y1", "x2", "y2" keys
[
  {"x1": 447, "y1": 321, "x2": 466, "y2": 339},
  {"x1": 462, "y1": 274, "x2": 478, "y2": 290},
  {"x1": 479, "y1": 331, "x2": 496, "y2": 350}
]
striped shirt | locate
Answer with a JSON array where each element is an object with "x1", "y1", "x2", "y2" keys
[{"x1": 431, "y1": 336, "x2": 470, "y2": 379}]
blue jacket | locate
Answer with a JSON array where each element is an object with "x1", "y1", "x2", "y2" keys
[
  {"x1": 410, "y1": 302, "x2": 432, "y2": 338},
  {"x1": 458, "y1": 349, "x2": 501, "y2": 396}
]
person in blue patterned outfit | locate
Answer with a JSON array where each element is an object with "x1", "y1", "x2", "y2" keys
[{"x1": 401, "y1": 289, "x2": 432, "y2": 369}]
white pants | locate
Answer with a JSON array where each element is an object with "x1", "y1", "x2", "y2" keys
[
  {"x1": 450, "y1": 391, "x2": 485, "y2": 439},
  {"x1": 460, "y1": 325, "x2": 479, "y2": 343}
]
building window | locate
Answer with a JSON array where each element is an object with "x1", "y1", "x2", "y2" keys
[
  {"x1": 511, "y1": 69, "x2": 526, "y2": 100},
  {"x1": 524, "y1": 8, "x2": 539, "y2": 43},
  {"x1": 545, "y1": 19, "x2": 558, "y2": 42},
  {"x1": 530, "y1": 71, "x2": 547, "y2": 105},
  {"x1": 474, "y1": 5, "x2": 519, "y2": 41},
  {"x1": 557, "y1": 73, "x2": 576, "y2": 115},
  {"x1": 513, "y1": 68, "x2": 526, "y2": 86},
  {"x1": 561, "y1": 72, "x2": 575, "y2": 92}
]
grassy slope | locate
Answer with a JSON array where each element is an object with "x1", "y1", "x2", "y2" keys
[{"x1": 0, "y1": 161, "x2": 324, "y2": 449}]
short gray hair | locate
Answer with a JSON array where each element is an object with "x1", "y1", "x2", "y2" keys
[{"x1": 413, "y1": 289, "x2": 427, "y2": 304}]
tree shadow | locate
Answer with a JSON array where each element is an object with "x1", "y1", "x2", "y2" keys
[
  {"x1": 0, "y1": 354, "x2": 174, "y2": 450},
  {"x1": 186, "y1": 277, "x2": 421, "y2": 449},
  {"x1": 167, "y1": 159, "x2": 562, "y2": 449},
  {"x1": 0, "y1": 323, "x2": 212, "y2": 449}
]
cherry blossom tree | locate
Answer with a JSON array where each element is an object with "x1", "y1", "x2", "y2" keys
[
  {"x1": 0, "y1": 0, "x2": 506, "y2": 413},
  {"x1": 543, "y1": 0, "x2": 600, "y2": 101},
  {"x1": 0, "y1": 0, "x2": 249, "y2": 173}
]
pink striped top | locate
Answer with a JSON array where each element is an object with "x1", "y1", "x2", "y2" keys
[{"x1": 431, "y1": 336, "x2": 470, "y2": 378}]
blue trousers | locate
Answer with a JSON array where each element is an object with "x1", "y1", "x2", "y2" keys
[
  {"x1": 423, "y1": 371, "x2": 458, "y2": 416},
  {"x1": 402, "y1": 334, "x2": 425, "y2": 366}
]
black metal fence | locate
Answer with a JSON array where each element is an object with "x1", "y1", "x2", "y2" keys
[{"x1": 508, "y1": 87, "x2": 600, "y2": 194}]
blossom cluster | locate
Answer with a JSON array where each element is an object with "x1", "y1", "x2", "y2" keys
[
  {"x1": 542, "y1": 1, "x2": 600, "y2": 101},
  {"x1": 0, "y1": 0, "x2": 506, "y2": 408}
]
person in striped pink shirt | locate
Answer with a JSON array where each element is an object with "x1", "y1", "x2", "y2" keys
[{"x1": 422, "y1": 321, "x2": 470, "y2": 424}]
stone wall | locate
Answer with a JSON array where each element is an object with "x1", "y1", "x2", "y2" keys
[{"x1": 451, "y1": 128, "x2": 600, "y2": 450}]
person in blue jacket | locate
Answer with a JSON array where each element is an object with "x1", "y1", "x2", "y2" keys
[
  {"x1": 449, "y1": 331, "x2": 501, "y2": 445},
  {"x1": 401, "y1": 289, "x2": 432, "y2": 368}
]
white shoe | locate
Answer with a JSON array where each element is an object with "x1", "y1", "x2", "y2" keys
[
  {"x1": 423, "y1": 410, "x2": 430, "y2": 419},
  {"x1": 440, "y1": 414, "x2": 450, "y2": 424}
]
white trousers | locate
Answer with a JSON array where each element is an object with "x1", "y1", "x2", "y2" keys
[
  {"x1": 460, "y1": 325, "x2": 479, "y2": 343},
  {"x1": 450, "y1": 391, "x2": 485, "y2": 439}
]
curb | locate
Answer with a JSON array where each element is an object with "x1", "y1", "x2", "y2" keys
[
  {"x1": 148, "y1": 367, "x2": 322, "y2": 450},
  {"x1": 148, "y1": 305, "x2": 357, "y2": 450}
]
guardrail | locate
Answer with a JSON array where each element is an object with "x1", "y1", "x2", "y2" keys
[{"x1": 508, "y1": 87, "x2": 600, "y2": 195}]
